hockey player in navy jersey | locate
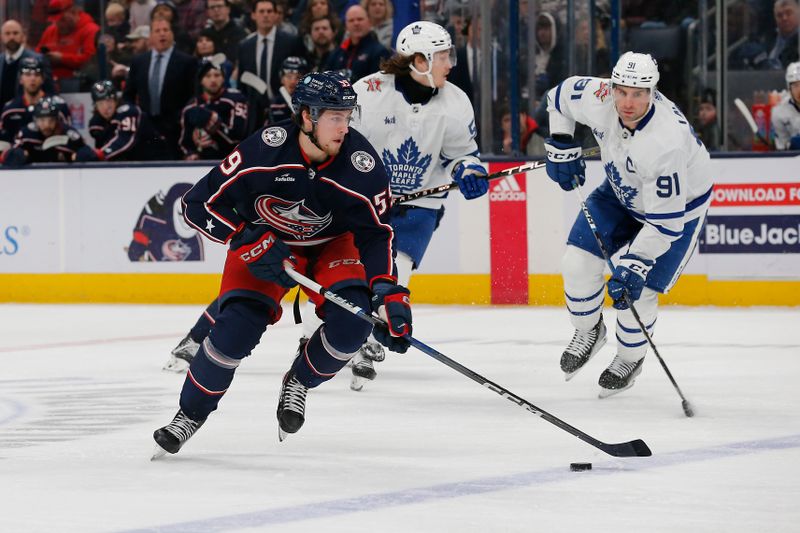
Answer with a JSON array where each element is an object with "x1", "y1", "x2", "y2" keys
[
  {"x1": 544, "y1": 52, "x2": 713, "y2": 397},
  {"x1": 87, "y1": 80, "x2": 169, "y2": 161},
  {"x1": 179, "y1": 56, "x2": 248, "y2": 160},
  {"x1": 1, "y1": 96, "x2": 95, "y2": 167},
  {"x1": 152, "y1": 71, "x2": 413, "y2": 456},
  {"x1": 268, "y1": 56, "x2": 308, "y2": 125},
  {"x1": 0, "y1": 56, "x2": 69, "y2": 153}
]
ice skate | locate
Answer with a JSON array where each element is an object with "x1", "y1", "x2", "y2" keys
[
  {"x1": 163, "y1": 334, "x2": 200, "y2": 373},
  {"x1": 349, "y1": 351, "x2": 376, "y2": 391},
  {"x1": 151, "y1": 409, "x2": 205, "y2": 459},
  {"x1": 598, "y1": 355, "x2": 645, "y2": 398},
  {"x1": 560, "y1": 316, "x2": 607, "y2": 381},
  {"x1": 277, "y1": 372, "x2": 308, "y2": 441}
]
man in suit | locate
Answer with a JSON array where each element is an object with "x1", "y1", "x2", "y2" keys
[
  {"x1": 324, "y1": 4, "x2": 391, "y2": 83},
  {"x1": 123, "y1": 17, "x2": 198, "y2": 158},
  {"x1": 237, "y1": 0, "x2": 304, "y2": 132},
  {"x1": 1, "y1": 19, "x2": 54, "y2": 108}
]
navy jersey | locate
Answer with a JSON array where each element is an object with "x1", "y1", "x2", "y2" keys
[
  {"x1": 179, "y1": 89, "x2": 248, "y2": 160},
  {"x1": 0, "y1": 93, "x2": 71, "y2": 143},
  {"x1": 268, "y1": 91, "x2": 292, "y2": 125},
  {"x1": 89, "y1": 102, "x2": 167, "y2": 161},
  {"x1": 3, "y1": 122, "x2": 90, "y2": 165},
  {"x1": 183, "y1": 120, "x2": 396, "y2": 285}
]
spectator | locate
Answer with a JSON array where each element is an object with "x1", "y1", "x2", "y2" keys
[
  {"x1": 448, "y1": 16, "x2": 478, "y2": 102},
  {"x1": 533, "y1": 12, "x2": 566, "y2": 96},
  {"x1": 275, "y1": 1, "x2": 300, "y2": 35},
  {"x1": 105, "y1": 2, "x2": 132, "y2": 45},
  {"x1": 575, "y1": 17, "x2": 610, "y2": 77},
  {"x1": 194, "y1": 29, "x2": 234, "y2": 86},
  {"x1": 268, "y1": 55, "x2": 308, "y2": 124},
  {"x1": 111, "y1": 25, "x2": 151, "y2": 84},
  {"x1": 307, "y1": 15, "x2": 338, "y2": 72},
  {"x1": 361, "y1": 0, "x2": 393, "y2": 49},
  {"x1": 298, "y1": 0, "x2": 342, "y2": 55},
  {"x1": 237, "y1": 0, "x2": 305, "y2": 131},
  {"x1": 498, "y1": 105, "x2": 542, "y2": 155},
  {"x1": 88, "y1": 79, "x2": 170, "y2": 160},
  {"x1": 1, "y1": 96, "x2": 96, "y2": 166},
  {"x1": 150, "y1": 1, "x2": 195, "y2": 54},
  {"x1": 173, "y1": 0, "x2": 209, "y2": 41},
  {"x1": 0, "y1": 56, "x2": 70, "y2": 149},
  {"x1": 123, "y1": 17, "x2": 198, "y2": 158},
  {"x1": 129, "y1": 0, "x2": 157, "y2": 30},
  {"x1": 766, "y1": 0, "x2": 799, "y2": 68},
  {"x1": 771, "y1": 61, "x2": 800, "y2": 149},
  {"x1": 324, "y1": 4, "x2": 391, "y2": 82},
  {"x1": 36, "y1": 0, "x2": 100, "y2": 82},
  {"x1": 693, "y1": 89, "x2": 720, "y2": 151},
  {"x1": 203, "y1": 0, "x2": 248, "y2": 63},
  {"x1": 1, "y1": 20, "x2": 55, "y2": 108},
  {"x1": 179, "y1": 57, "x2": 248, "y2": 160}
]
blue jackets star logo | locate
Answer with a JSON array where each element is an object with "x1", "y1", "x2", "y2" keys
[
  {"x1": 604, "y1": 161, "x2": 638, "y2": 209},
  {"x1": 382, "y1": 137, "x2": 432, "y2": 195}
]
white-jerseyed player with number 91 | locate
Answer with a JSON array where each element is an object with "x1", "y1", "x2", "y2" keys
[{"x1": 543, "y1": 52, "x2": 713, "y2": 397}]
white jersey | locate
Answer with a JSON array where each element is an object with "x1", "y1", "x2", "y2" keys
[
  {"x1": 352, "y1": 72, "x2": 481, "y2": 209},
  {"x1": 547, "y1": 76, "x2": 714, "y2": 261},
  {"x1": 770, "y1": 95, "x2": 800, "y2": 150}
]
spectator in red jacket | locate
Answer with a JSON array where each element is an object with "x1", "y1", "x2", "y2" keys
[{"x1": 36, "y1": 0, "x2": 100, "y2": 81}]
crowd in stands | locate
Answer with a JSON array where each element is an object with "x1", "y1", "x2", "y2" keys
[{"x1": 0, "y1": 0, "x2": 798, "y2": 165}]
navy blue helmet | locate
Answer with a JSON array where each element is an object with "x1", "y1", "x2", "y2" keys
[
  {"x1": 280, "y1": 56, "x2": 308, "y2": 77},
  {"x1": 91, "y1": 80, "x2": 117, "y2": 102},
  {"x1": 292, "y1": 71, "x2": 357, "y2": 121},
  {"x1": 19, "y1": 56, "x2": 44, "y2": 74},
  {"x1": 33, "y1": 96, "x2": 60, "y2": 119}
]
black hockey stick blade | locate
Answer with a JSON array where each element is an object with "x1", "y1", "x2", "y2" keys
[{"x1": 601, "y1": 438, "x2": 652, "y2": 458}]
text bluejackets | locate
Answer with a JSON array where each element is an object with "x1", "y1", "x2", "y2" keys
[
  {"x1": 182, "y1": 120, "x2": 397, "y2": 286},
  {"x1": 88, "y1": 101, "x2": 169, "y2": 161},
  {"x1": 179, "y1": 88, "x2": 248, "y2": 160}
]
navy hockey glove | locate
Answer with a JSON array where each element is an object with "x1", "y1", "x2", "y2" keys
[
  {"x1": 607, "y1": 254, "x2": 654, "y2": 310},
  {"x1": 452, "y1": 162, "x2": 489, "y2": 199},
  {"x1": 231, "y1": 227, "x2": 297, "y2": 288},
  {"x1": 544, "y1": 136, "x2": 585, "y2": 191},
  {"x1": 790, "y1": 135, "x2": 800, "y2": 151},
  {"x1": 371, "y1": 281, "x2": 412, "y2": 353}
]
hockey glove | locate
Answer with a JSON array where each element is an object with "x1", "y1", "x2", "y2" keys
[
  {"x1": 231, "y1": 227, "x2": 298, "y2": 288},
  {"x1": 790, "y1": 135, "x2": 800, "y2": 151},
  {"x1": 607, "y1": 254, "x2": 654, "y2": 310},
  {"x1": 184, "y1": 107, "x2": 214, "y2": 129},
  {"x1": 544, "y1": 136, "x2": 585, "y2": 191},
  {"x1": 371, "y1": 281, "x2": 412, "y2": 353},
  {"x1": 452, "y1": 162, "x2": 489, "y2": 199}
]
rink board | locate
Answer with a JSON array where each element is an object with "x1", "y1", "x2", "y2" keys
[{"x1": 1, "y1": 155, "x2": 799, "y2": 305}]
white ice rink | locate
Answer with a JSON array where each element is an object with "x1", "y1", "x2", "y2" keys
[{"x1": 1, "y1": 303, "x2": 799, "y2": 532}]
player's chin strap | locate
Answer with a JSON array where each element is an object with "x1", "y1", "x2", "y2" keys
[
  {"x1": 302, "y1": 122, "x2": 325, "y2": 152},
  {"x1": 409, "y1": 62, "x2": 436, "y2": 89}
]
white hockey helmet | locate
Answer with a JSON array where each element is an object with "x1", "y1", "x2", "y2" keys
[
  {"x1": 786, "y1": 61, "x2": 800, "y2": 87},
  {"x1": 396, "y1": 21, "x2": 456, "y2": 87},
  {"x1": 611, "y1": 52, "x2": 660, "y2": 89}
]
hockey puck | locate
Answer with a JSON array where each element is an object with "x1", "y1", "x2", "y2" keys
[{"x1": 570, "y1": 462, "x2": 592, "y2": 472}]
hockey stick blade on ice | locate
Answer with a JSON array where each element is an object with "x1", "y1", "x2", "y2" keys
[
  {"x1": 393, "y1": 146, "x2": 601, "y2": 205},
  {"x1": 572, "y1": 184, "x2": 695, "y2": 418},
  {"x1": 283, "y1": 263, "x2": 652, "y2": 457}
]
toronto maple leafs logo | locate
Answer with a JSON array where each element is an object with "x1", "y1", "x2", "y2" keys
[
  {"x1": 604, "y1": 161, "x2": 638, "y2": 209},
  {"x1": 254, "y1": 196, "x2": 332, "y2": 240},
  {"x1": 381, "y1": 137, "x2": 432, "y2": 195}
]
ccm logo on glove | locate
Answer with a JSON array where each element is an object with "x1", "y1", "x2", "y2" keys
[{"x1": 239, "y1": 234, "x2": 278, "y2": 262}]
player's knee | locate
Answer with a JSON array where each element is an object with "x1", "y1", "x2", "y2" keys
[
  {"x1": 562, "y1": 245, "x2": 604, "y2": 284},
  {"x1": 321, "y1": 287, "x2": 372, "y2": 353},
  {"x1": 207, "y1": 298, "x2": 272, "y2": 359}
]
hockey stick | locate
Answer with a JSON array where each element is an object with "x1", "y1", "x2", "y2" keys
[
  {"x1": 733, "y1": 98, "x2": 771, "y2": 148},
  {"x1": 283, "y1": 263, "x2": 652, "y2": 457},
  {"x1": 571, "y1": 184, "x2": 695, "y2": 418},
  {"x1": 393, "y1": 146, "x2": 601, "y2": 205}
]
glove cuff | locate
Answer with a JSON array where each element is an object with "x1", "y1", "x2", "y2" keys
[{"x1": 620, "y1": 253, "x2": 654, "y2": 278}]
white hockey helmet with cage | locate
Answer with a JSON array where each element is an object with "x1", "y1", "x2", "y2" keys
[
  {"x1": 396, "y1": 21, "x2": 456, "y2": 88},
  {"x1": 786, "y1": 61, "x2": 800, "y2": 86}
]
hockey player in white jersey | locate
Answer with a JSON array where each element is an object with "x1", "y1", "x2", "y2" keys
[
  {"x1": 300, "y1": 20, "x2": 488, "y2": 390},
  {"x1": 544, "y1": 52, "x2": 713, "y2": 397},
  {"x1": 770, "y1": 61, "x2": 800, "y2": 150}
]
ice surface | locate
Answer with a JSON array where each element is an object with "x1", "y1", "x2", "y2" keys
[{"x1": 0, "y1": 303, "x2": 798, "y2": 532}]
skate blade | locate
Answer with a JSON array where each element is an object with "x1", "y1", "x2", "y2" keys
[
  {"x1": 598, "y1": 379, "x2": 637, "y2": 399},
  {"x1": 151, "y1": 443, "x2": 169, "y2": 461},
  {"x1": 350, "y1": 374, "x2": 365, "y2": 391},
  {"x1": 278, "y1": 426, "x2": 288, "y2": 442},
  {"x1": 162, "y1": 356, "x2": 190, "y2": 373}
]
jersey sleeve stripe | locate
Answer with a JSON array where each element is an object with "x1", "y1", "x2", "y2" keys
[
  {"x1": 648, "y1": 222, "x2": 683, "y2": 237},
  {"x1": 554, "y1": 81, "x2": 565, "y2": 112},
  {"x1": 645, "y1": 211, "x2": 684, "y2": 220}
]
